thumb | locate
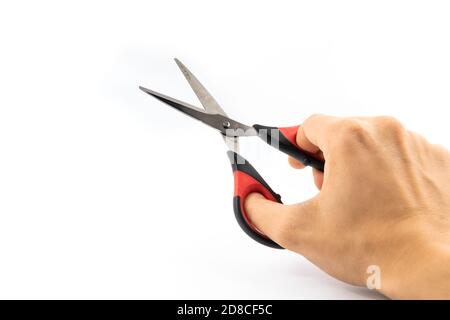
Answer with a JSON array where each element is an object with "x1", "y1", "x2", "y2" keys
[{"x1": 245, "y1": 193, "x2": 318, "y2": 249}]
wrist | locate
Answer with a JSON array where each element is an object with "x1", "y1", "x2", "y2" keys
[{"x1": 379, "y1": 232, "x2": 450, "y2": 299}]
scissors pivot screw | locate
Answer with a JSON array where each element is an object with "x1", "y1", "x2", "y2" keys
[{"x1": 222, "y1": 121, "x2": 231, "y2": 129}]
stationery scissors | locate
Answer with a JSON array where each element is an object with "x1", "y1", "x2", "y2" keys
[{"x1": 139, "y1": 59, "x2": 324, "y2": 249}]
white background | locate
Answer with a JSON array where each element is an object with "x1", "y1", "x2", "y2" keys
[{"x1": 0, "y1": 1, "x2": 449, "y2": 299}]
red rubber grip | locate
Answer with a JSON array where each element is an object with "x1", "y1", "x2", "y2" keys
[
  {"x1": 278, "y1": 125, "x2": 300, "y2": 147},
  {"x1": 233, "y1": 170, "x2": 279, "y2": 237}
]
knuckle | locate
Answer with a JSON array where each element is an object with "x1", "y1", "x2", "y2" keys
[
  {"x1": 334, "y1": 119, "x2": 369, "y2": 144},
  {"x1": 375, "y1": 116, "x2": 404, "y2": 132},
  {"x1": 273, "y1": 212, "x2": 298, "y2": 247},
  {"x1": 272, "y1": 201, "x2": 319, "y2": 249},
  {"x1": 340, "y1": 119, "x2": 364, "y2": 133},
  {"x1": 375, "y1": 116, "x2": 406, "y2": 142},
  {"x1": 274, "y1": 228, "x2": 296, "y2": 248}
]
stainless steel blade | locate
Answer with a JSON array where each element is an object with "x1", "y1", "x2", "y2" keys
[
  {"x1": 139, "y1": 86, "x2": 256, "y2": 140},
  {"x1": 173, "y1": 58, "x2": 241, "y2": 151}
]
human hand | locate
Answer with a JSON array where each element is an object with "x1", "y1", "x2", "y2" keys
[{"x1": 245, "y1": 115, "x2": 450, "y2": 299}]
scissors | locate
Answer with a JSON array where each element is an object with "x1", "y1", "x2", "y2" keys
[{"x1": 139, "y1": 59, "x2": 324, "y2": 249}]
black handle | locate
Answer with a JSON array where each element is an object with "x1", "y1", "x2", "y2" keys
[
  {"x1": 227, "y1": 151, "x2": 283, "y2": 249},
  {"x1": 253, "y1": 124, "x2": 324, "y2": 172}
]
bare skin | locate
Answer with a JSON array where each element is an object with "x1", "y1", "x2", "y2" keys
[{"x1": 245, "y1": 115, "x2": 450, "y2": 299}]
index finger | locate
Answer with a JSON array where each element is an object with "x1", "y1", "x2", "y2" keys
[{"x1": 300, "y1": 114, "x2": 339, "y2": 156}]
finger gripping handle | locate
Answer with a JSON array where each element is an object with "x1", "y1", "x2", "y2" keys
[
  {"x1": 253, "y1": 124, "x2": 325, "y2": 172},
  {"x1": 227, "y1": 151, "x2": 283, "y2": 249}
]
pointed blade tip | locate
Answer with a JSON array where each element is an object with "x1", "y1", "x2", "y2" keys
[
  {"x1": 139, "y1": 86, "x2": 149, "y2": 93},
  {"x1": 139, "y1": 86, "x2": 157, "y2": 97},
  {"x1": 174, "y1": 57, "x2": 182, "y2": 65}
]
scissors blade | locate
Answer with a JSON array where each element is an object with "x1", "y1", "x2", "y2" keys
[
  {"x1": 139, "y1": 86, "x2": 255, "y2": 138},
  {"x1": 174, "y1": 58, "x2": 228, "y2": 117},
  {"x1": 174, "y1": 58, "x2": 242, "y2": 151}
]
